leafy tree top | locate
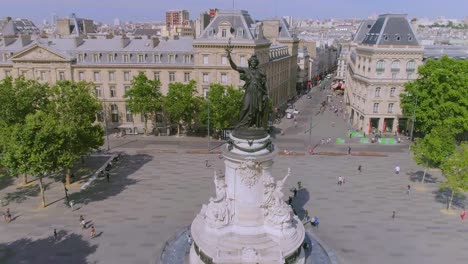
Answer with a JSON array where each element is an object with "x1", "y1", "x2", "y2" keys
[
  {"x1": 124, "y1": 72, "x2": 163, "y2": 116},
  {"x1": 163, "y1": 81, "x2": 202, "y2": 125},
  {"x1": 441, "y1": 143, "x2": 468, "y2": 192},
  {"x1": 412, "y1": 126, "x2": 457, "y2": 168},
  {"x1": 400, "y1": 56, "x2": 468, "y2": 140}
]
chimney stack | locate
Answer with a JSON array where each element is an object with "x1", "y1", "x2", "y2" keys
[{"x1": 151, "y1": 37, "x2": 160, "y2": 48}]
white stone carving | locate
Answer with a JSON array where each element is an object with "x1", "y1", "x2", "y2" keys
[
  {"x1": 237, "y1": 160, "x2": 262, "y2": 188},
  {"x1": 201, "y1": 171, "x2": 232, "y2": 228},
  {"x1": 241, "y1": 247, "x2": 258, "y2": 261},
  {"x1": 262, "y1": 168, "x2": 293, "y2": 229}
]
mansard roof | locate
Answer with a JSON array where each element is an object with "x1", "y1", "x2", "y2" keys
[
  {"x1": 353, "y1": 19, "x2": 375, "y2": 43},
  {"x1": 361, "y1": 14, "x2": 419, "y2": 46},
  {"x1": 198, "y1": 10, "x2": 256, "y2": 40}
]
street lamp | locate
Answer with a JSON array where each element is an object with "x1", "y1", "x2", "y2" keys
[
  {"x1": 207, "y1": 99, "x2": 211, "y2": 151},
  {"x1": 102, "y1": 104, "x2": 111, "y2": 151},
  {"x1": 409, "y1": 95, "x2": 418, "y2": 142}
]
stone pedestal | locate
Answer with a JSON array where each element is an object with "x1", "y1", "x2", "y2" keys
[{"x1": 190, "y1": 133, "x2": 305, "y2": 264}]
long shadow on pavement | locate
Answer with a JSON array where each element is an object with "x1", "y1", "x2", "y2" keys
[
  {"x1": 0, "y1": 230, "x2": 97, "y2": 264},
  {"x1": 433, "y1": 187, "x2": 467, "y2": 209},
  {"x1": 66, "y1": 154, "x2": 152, "y2": 206},
  {"x1": 291, "y1": 188, "x2": 310, "y2": 220},
  {"x1": 3, "y1": 182, "x2": 51, "y2": 204},
  {"x1": 409, "y1": 170, "x2": 439, "y2": 183},
  {"x1": 0, "y1": 175, "x2": 14, "y2": 192}
]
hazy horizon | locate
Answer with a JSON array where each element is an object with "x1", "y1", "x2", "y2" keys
[{"x1": 2, "y1": 0, "x2": 467, "y2": 24}]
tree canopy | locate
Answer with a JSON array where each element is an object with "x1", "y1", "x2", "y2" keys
[
  {"x1": 440, "y1": 143, "x2": 468, "y2": 210},
  {"x1": 124, "y1": 73, "x2": 163, "y2": 135},
  {"x1": 200, "y1": 83, "x2": 243, "y2": 132},
  {"x1": 401, "y1": 56, "x2": 468, "y2": 142},
  {"x1": 163, "y1": 81, "x2": 203, "y2": 136}
]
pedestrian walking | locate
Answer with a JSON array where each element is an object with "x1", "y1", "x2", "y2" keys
[
  {"x1": 54, "y1": 229, "x2": 58, "y2": 240},
  {"x1": 311, "y1": 216, "x2": 319, "y2": 228},
  {"x1": 395, "y1": 165, "x2": 400, "y2": 174},
  {"x1": 461, "y1": 209, "x2": 466, "y2": 221},
  {"x1": 392, "y1": 211, "x2": 396, "y2": 220},
  {"x1": 294, "y1": 120, "x2": 298, "y2": 128},
  {"x1": 106, "y1": 172, "x2": 110, "y2": 182},
  {"x1": 80, "y1": 215, "x2": 86, "y2": 230},
  {"x1": 348, "y1": 146, "x2": 351, "y2": 155},
  {"x1": 406, "y1": 185, "x2": 411, "y2": 197},
  {"x1": 90, "y1": 225, "x2": 96, "y2": 238},
  {"x1": 337, "y1": 176, "x2": 343, "y2": 186},
  {"x1": 3, "y1": 208, "x2": 11, "y2": 223},
  {"x1": 358, "y1": 165, "x2": 362, "y2": 173},
  {"x1": 69, "y1": 200, "x2": 74, "y2": 211}
]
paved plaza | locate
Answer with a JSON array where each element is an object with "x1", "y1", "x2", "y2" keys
[{"x1": 1, "y1": 85, "x2": 467, "y2": 264}]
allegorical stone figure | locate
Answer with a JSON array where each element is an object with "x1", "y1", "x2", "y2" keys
[{"x1": 226, "y1": 40, "x2": 270, "y2": 129}]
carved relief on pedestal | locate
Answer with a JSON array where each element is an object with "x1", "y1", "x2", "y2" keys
[
  {"x1": 241, "y1": 247, "x2": 258, "y2": 262},
  {"x1": 201, "y1": 171, "x2": 233, "y2": 228},
  {"x1": 236, "y1": 160, "x2": 262, "y2": 188},
  {"x1": 261, "y1": 168, "x2": 293, "y2": 229}
]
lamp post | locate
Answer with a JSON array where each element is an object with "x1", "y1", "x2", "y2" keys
[
  {"x1": 103, "y1": 104, "x2": 111, "y2": 151},
  {"x1": 207, "y1": 99, "x2": 211, "y2": 151},
  {"x1": 409, "y1": 95, "x2": 418, "y2": 142}
]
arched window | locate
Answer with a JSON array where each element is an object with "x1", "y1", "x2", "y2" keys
[
  {"x1": 390, "y1": 87, "x2": 396, "y2": 97},
  {"x1": 406, "y1": 60, "x2": 416, "y2": 72},
  {"x1": 391, "y1": 60, "x2": 400, "y2": 72},
  {"x1": 376, "y1": 60, "x2": 385, "y2": 74},
  {"x1": 374, "y1": 87, "x2": 381, "y2": 97}
]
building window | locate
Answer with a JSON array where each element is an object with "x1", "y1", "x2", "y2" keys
[
  {"x1": 203, "y1": 73, "x2": 209, "y2": 83},
  {"x1": 221, "y1": 56, "x2": 227, "y2": 65},
  {"x1": 240, "y1": 56, "x2": 247, "y2": 66},
  {"x1": 39, "y1": 71, "x2": 46, "y2": 81},
  {"x1": 93, "y1": 53, "x2": 100, "y2": 62},
  {"x1": 96, "y1": 109, "x2": 104, "y2": 122},
  {"x1": 111, "y1": 104, "x2": 119, "y2": 122},
  {"x1": 124, "y1": 85, "x2": 131, "y2": 94},
  {"x1": 123, "y1": 54, "x2": 130, "y2": 63},
  {"x1": 154, "y1": 54, "x2": 160, "y2": 63},
  {"x1": 126, "y1": 107, "x2": 133, "y2": 122},
  {"x1": 392, "y1": 72, "x2": 398, "y2": 79},
  {"x1": 154, "y1": 72, "x2": 160, "y2": 81},
  {"x1": 138, "y1": 54, "x2": 145, "y2": 63},
  {"x1": 221, "y1": 73, "x2": 227, "y2": 84},
  {"x1": 124, "y1": 72, "x2": 130, "y2": 81},
  {"x1": 203, "y1": 55, "x2": 209, "y2": 65},
  {"x1": 93, "y1": 72, "x2": 101, "y2": 82},
  {"x1": 374, "y1": 87, "x2": 381, "y2": 97},
  {"x1": 388, "y1": 103, "x2": 394, "y2": 113},
  {"x1": 78, "y1": 71, "x2": 84, "y2": 81},
  {"x1": 236, "y1": 28, "x2": 244, "y2": 37},
  {"x1": 78, "y1": 54, "x2": 84, "y2": 62},
  {"x1": 108, "y1": 54, "x2": 115, "y2": 63},
  {"x1": 203, "y1": 88, "x2": 209, "y2": 98},
  {"x1": 95, "y1": 86, "x2": 102, "y2": 98},
  {"x1": 110, "y1": 86, "x2": 116, "y2": 98},
  {"x1": 222, "y1": 29, "x2": 227, "y2": 37},
  {"x1": 109, "y1": 72, "x2": 115, "y2": 82},
  {"x1": 391, "y1": 60, "x2": 400, "y2": 72},
  {"x1": 184, "y1": 55, "x2": 191, "y2": 64},
  {"x1": 58, "y1": 72, "x2": 65, "y2": 81},
  {"x1": 169, "y1": 54, "x2": 175, "y2": 63},
  {"x1": 373, "y1": 103, "x2": 379, "y2": 113},
  {"x1": 406, "y1": 60, "x2": 416, "y2": 72},
  {"x1": 184, "y1": 72, "x2": 191, "y2": 82},
  {"x1": 376, "y1": 60, "x2": 385, "y2": 75},
  {"x1": 169, "y1": 72, "x2": 175, "y2": 82},
  {"x1": 390, "y1": 87, "x2": 396, "y2": 97}
]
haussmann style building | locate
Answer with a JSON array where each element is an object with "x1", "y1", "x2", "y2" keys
[{"x1": 0, "y1": 10, "x2": 298, "y2": 134}]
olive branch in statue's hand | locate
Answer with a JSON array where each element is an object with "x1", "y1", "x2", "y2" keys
[{"x1": 225, "y1": 38, "x2": 233, "y2": 56}]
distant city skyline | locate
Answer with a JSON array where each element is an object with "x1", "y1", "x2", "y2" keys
[{"x1": 2, "y1": 0, "x2": 467, "y2": 24}]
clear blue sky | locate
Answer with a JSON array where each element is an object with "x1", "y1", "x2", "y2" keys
[{"x1": 2, "y1": 0, "x2": 467, "y2": 24}]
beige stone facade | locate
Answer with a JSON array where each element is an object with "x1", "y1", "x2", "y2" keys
[
  {"x1": 0, "y1": 10, "x2": 298, "y2": 134},
  {"x1": 345, "y1": 14, "x2": 424, "y2": 134}
]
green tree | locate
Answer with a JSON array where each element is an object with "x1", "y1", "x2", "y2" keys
[
  {"x1": 400, "y1": 57, "x2": 468, "y2": 141},
  {"x1": 46, "y1": 81, "x2": 104, "y2": 185},
  {"x1": 200, "y1": 83, "x2": 243, "y2": 134},
  {"x1": 0, "y1": 76, "x2": 49, "y2": 184},
  {"x1": 412, "y1": 127, "x2": 457, "y2": 183},
  {"x1": 124, "y1": 73, "x2": 163, "y2": 135},
  {"x1": 163, "y1": 81, "x2": 203, "y2": 136},
  {"x1": 2, "y1": 111, "x2": 63, "y2": 207},
  {"x1": 440, "y1": 143, "x2": 468, "y2": 210}
]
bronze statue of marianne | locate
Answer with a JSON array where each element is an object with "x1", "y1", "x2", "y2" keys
[{"x1": 226, "y1": 40, "x2": 270, "y2": 132}]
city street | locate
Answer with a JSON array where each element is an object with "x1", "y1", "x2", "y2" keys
[{"x1": 0, "y1": 83, "x2": 466, "y2": 264}]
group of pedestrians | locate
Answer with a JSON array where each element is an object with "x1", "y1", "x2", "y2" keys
[
  {"x1": 80, "y1": 215, "x2": 97, "y2": 239},
  {"x1": 2, "y1": 208, "x2": 11, "y2": 223}
]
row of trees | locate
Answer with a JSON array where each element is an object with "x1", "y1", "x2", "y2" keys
[
  {"x1": 401, "y1": 56, "x2": 468, "y2": 209},
  {"x1": 0, "y1": 77, "x2": 104, "y2": 207},
  {"x1": 125, "y1": 73, "x2": 243, "y2": 137}
]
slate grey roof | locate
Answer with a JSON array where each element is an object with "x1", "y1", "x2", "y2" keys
[
  {"x1": 198, "y1": 10, "x2": 256, "y2": 40},
  {"x1": 353, "y1": 19, "x2": 375, "y2": 43},
  {"x1": 1, "y1": 19, "x2": 40, "y2": 36},
  {"x1": 424, "y1": 45, "x2": 468, "y2": 59},
  {"x1": 361, "y1": 14, "x2": 419, "y2": 46},
  {"x1": 131, "y1": 29, "x2": 161, "y2": 37}
]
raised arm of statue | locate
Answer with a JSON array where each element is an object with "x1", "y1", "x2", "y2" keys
[
  {"x1": 279, "y1": 168, "x2": 291, "y2": 186},
  {"x1": 225, "y1": 38, "x2": 244, "y2": 73}
]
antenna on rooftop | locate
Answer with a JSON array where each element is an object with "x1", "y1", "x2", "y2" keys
[
  {"x1": 275, "y1": 0, "x2": 278, "y2": 18},
  {"x1": 232, "y1": 0, "x2": 235, "y2": 9}
]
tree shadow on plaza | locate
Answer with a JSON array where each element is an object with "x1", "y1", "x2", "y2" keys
[
  {"x1": 66, "y1": 154, "x2": 152, "y2": 206},
  {"x1": 408, "y1": 170, "x2": 439, "y2": 184},
  {"x1": 433, "y1": 187, "x2": 467, "y2": 209},
  {"x1": 0, "y1": 175, "x2": 14, "y2": 192},
  {"x1": 291, "y1": 188, "x2": 310, "y2": 220},
  {"x1": 0, "y1": 230, "x2": 97, "y2": 264},
  {"x1": 3, "y1": 182, "x2": 51, "y2": 204}
]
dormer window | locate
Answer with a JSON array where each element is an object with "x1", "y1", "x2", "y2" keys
[
  {"x1": 396, "y1": 35, "x2": 401, "y2": 41},
  {"x1": 208, "y1": 28, "x2": 215, "y2": 37},
  {"x1": 384, "y1": 35, "x2": 389, "y2": 41},
  {"x1": 169, "y1": 54, "x2": 175, "y2": 63},
  {"x1": 222, "y1": 29, "x2": 227, "y2": 38},
  {"x1": 93, "y1": 53, "x2": 100, "y2": 63},
  {"x1": 108, "y1": 54, "x2": 115, "y2": 63},
  {"x1": 236, "y1": 28, "x2": 244, "y2": 37},
  {"x1": 408, "y1": 36, "x2": 413, "y2": 41},
  {"x1": 123, "y1": 54, "x2": 130, "y2": 63}
]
